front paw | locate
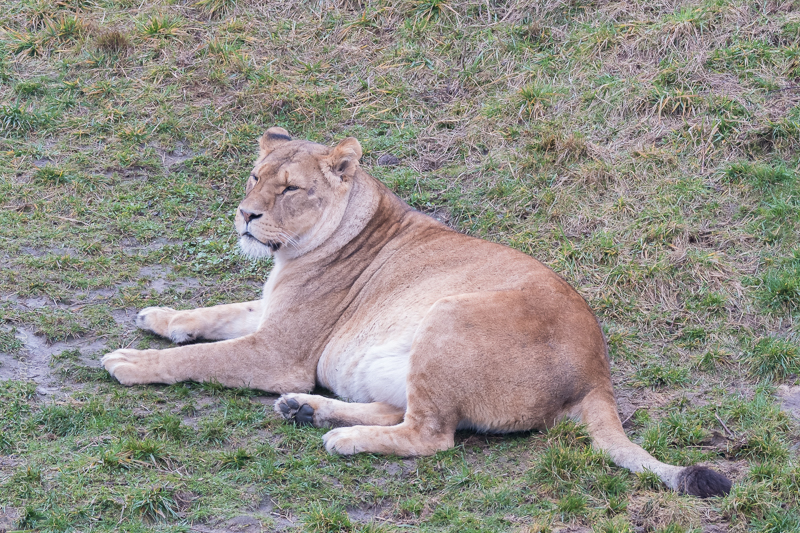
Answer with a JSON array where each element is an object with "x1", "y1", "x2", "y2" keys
[
  {"x1": 101, "y1": 349, "x2": 169, "y2": 386},
  {"x1": 136, "y1": 307, "x2": 176, "y2": 337},
  {"x1": 275, "y1": 394, "x2": 316, "y2": 426},
  {"x1": 136, "y1": 307, "x2": 196, "y2": 344},
  {"x1": 323, "y1": 427, "x2": 363, "y2": 455}
]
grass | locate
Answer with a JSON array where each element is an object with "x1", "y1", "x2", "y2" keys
[{"x1": 0, "y1": 0, "x2": 799, "y2": 531}]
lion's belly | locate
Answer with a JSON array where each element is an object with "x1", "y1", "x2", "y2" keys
[{"x1": 316, "y1": 323, "x2": 418, "y2": 409}]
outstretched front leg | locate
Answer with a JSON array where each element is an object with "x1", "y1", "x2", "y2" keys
[
  {"x1": 136, "y1": 300, "x2": 264, "y2": 343},
  {"x1": 101, "y1": 333, "x2": 313, "y2": 394}
]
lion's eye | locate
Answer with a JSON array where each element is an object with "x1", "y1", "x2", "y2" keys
[
  {"x1": 251, "y1": 175, "x2": 258, "y2": 183},
  {"x1": 282, "y1": 185, "x2": 299, "y2": 194}
]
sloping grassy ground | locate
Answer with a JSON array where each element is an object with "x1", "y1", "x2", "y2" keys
[{"x1": 1, "y1": 0, "x2": 800, "y2": 531}]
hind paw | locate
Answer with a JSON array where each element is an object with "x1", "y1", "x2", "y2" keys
[{"x1": 275, "y1": 394, "x2": 316, "y2": 426}]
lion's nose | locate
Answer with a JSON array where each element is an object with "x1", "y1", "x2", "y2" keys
[{"x1": 240, "y1": 209, "x2": 263, "y2": 224}]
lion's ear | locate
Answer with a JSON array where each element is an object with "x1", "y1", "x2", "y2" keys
[
  {"x1": 258, "y1": 127, "x2": 292, "y2": 158},
  {"x1": 327, "y1": 137, "x2": 362, "y2": 181}
]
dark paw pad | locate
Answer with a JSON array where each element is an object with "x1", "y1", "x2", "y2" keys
[
  {"x1": 276, "y1": 397, "x2": 314, "y2": 426},
  {"x1": 678, "y1": 465, "x2": 732, "y2": 498},
  {"x1": 296, "y1": 404, "x2": 314, "y2": 426},
  {"x1": 280, "y1": 398, "x2": 299, "y2": 413}
]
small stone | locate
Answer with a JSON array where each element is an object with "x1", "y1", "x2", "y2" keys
[
  {"x1": 777, "y1": 385, "x2": 800, "y2": 420},
  {"x1": 377, "y1": 154, "x2": 400, "y2": 166}
]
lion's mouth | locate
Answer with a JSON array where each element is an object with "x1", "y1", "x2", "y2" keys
[{"x1": 242, "y1": 232, "x2": 282, "y2": 251}]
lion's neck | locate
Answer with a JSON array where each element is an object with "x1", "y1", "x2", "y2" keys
[{"x1": 276, "y1": 169, "x2": 408, "y2": 268}]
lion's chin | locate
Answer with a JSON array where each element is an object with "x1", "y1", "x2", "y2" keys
[{"x1": 238, "y1": 234, "x2": 281, "y2": 259}]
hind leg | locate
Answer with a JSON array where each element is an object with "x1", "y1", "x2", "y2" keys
[
  {"x1": 323, "y1": 416, "x2": 456, "y2": 456},
  {"x1": 322, "y1": 352, "x2": 460, "y2": 456},
  {"x1": 275, "y1": 393, "x2": 405, "y2": 428}
]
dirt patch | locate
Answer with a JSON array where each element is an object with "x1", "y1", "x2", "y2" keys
[
  {"x1": 138, "y1": 265, "x2": 201, "y2": 294},
  {"x1": 155, "y1": 143, "x2": 198, "y2": 172},
  {"x1": 188, "y1": 496, "x2": 296, "y2": 532},
  {"x1": 2, "y1": 295, "x2": 50, "y2": 310},
  {"x1": 121, "y1": 237, "x2": 183, "y2": 256},
  {"x1": 19, "y1": 246, "x2": 78, "y2": 258},
  {"x1": 346, "y1": 501, "x2": 392, "y2": 523},
  {"x1": 0, "y1": 506, "x2": 22, "y2": 533},
  {"x1": 777, "y1": 385, "x2": 800, "y2": 421},
  {"x1": 0, "y1": 326, "x2": 107, "y2": 396}
]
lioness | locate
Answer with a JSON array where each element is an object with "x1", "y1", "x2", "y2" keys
[{"x1": 102, "y1": 128, "x2": 731, "y2": 497}]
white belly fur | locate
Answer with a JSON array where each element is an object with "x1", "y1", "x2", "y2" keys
[{"x1": 317, "y1": 329, "x2": 416, "y2": 409}]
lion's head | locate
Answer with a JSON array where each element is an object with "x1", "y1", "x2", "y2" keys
[{"x1": 235, "y1": 127, "x2": 363, "y2": 260}]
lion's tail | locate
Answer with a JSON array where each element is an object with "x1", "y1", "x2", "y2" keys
[{"x1": 579, "y1": 387, "x2": 732, "y2": 498}]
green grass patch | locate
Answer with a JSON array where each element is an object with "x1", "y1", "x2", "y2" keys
[{"x1": 744, "y1": 337, "x2": 800, "y2": 381}]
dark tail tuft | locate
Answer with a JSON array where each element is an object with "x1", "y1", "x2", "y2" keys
[{"x1": 677, "y1": 465, "x2": 732, "y2": 498}]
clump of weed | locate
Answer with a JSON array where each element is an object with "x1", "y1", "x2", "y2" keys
[
  {"x1": 595, "y1": 515, "x2": 635, "y2": 532},
  {"x1": 556, "y1": 493, "x2": 588, "y2": 520},
  {"x1": 635, "y1": 470, "x2": 664, "y2": 491},
  {"x1": 130, "y1": 484, "x2": 180, "y2": 522},
  {"x1": 518, "y1": 84, "x2": 560, "y2": 118},
  {"x1": 14, "y1": 80, "x2": 46, "y2": 96},
  {"x1": 51, "y1": 348, "x2": 80, "y2": 364},
  {"x1": 731, "y1": 427, "x2": 790, "y2": 461},
  {"x1": 640, "y1": 411, "x2": 711, "y2": 463},
  {"x1": 544, "y1": 418, "x2": 592, "y2": 447},
  {"x1": 531, "y1": 421, "x2": 611, "y2": 495},
  {"x1": 411, "y1": 0, "x2": 457, "y2": 28},
  {"x1": 743, "y1": 336, "x2": 800, "y2": 381},
  {"x1": 32, "y1": 166, "x2": 72, "y2": 185},
  {"x1": 748, "y1": 461, "x2": 783, "y2": 484},
  {"x1": 676, "y1": 326, "x2": 707, "y2": 349},
  {"x1": 35, "y1": 400, "x2": 106, "y2": 437},
  {"x1": 719, "y1": 388, "x2": 790, "y2": 432},
  {"x1": 198, "y1": 417, "x2": 228, "y2": 443},
  {"x1": 750, "y1": 508, "x2": 800, "y2": 533},
  {"x1": 0, "y1": 431, "x2": 13, "y2": 453},
  {"x1": 512, "y1": 22, "x2": 552, "y2": 47},
  {"x1": 527, "y1": 130, "x2": 589, "y2": 165},
  {"x1": 95, "y1": 30, "x2": 130, "y2": 53},
  {"x1": 218, "y1": 447, "x2": 251, "y2": 469},
  {"x1": 636, "y1": 493, "x2": 701, "y2": 531},
  {"x1": 722, "y1": 161, "x2": 795, "y2": 190},
  {"x1": 12, "y1": 31, "x2": 44, "y2": 57},
  {"x1": 195, "y1": 0, "x2": 236, "y2": 19},
  {"x1": 721, "y1": 481, "x2": 774, "y2": 521},
  {"x1": 648, "y1": 86, "x2": 702, "y2": 117},
  {"x1": 303, "y1": 503, "x2": 353, "y2": 533},
  {"x1": 755, "y1": 262, "x2": 800, "y2": 314},
  {"x1": 694, "y1": 348, "x2": 733, "y2": 371},
  {"x1": 139, "y1": 15, "x2": 184, "y2": 39},
  {"x1": 120, "y1": 437, "x2": 165, "y2": 463},
  {"x1": 659, "y1": 410, "x2": 708, "y2": 446},
  {"x1": 761, "y1": 111, "x2": 800, "y2": 147},
  {"x1": 33, "y1": 307, "x2": 87, "y2": 341},
  {"x1": 42, "y1": 14, "x2": 88, "y2": 43},
  {"x1": 0, "y1": 104, "x2": 45, "y2": 133},
  {"x1": 0, "y1": 328, "x2": 24, "y2": 354},
  {"x1": 148, "y1": 413, "x2": 185, "y2": 440},
  {"x1": 632, "y1": 361, "x2": 690, "y2": 389}
]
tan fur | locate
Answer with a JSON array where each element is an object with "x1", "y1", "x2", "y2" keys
[{"x1": 102, "y1": 130, "x2": 731, "y2": 496}]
